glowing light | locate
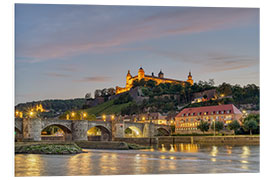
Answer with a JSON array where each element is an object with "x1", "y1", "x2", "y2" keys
[
  {"x1": 111, "y1": 115, "x2": 115, "y2": 120},
  {"x1": 102, "y1": 114, "x2": 106, "y2": 120},
  {"x1": 210, "y1": 146, "x2": 218, "y2": 157},
  {"x1": 83, "y1": 112, "x2": 87, "y2": 118},
  {"x1": 161, "y1": 144, "x2": 166, "y2": 152},
  {"x1": 29, "y1": 111, "x2": 34, "y2": 117},
  {"x1": 142, "y1": 116, "x2": 146, "y2": 121},
  {"x1": 71, "y1": 112, "x2": 75, "y2": 117},
  {"x1": 169, "y1": 144, "x2": 175, "y2": 152}
]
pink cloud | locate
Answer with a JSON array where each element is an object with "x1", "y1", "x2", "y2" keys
[{"x1": 17, "y1": 8, "x2": 258, "y2": 63}]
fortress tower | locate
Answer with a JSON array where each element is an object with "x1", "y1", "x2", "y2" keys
[{"x1": 138, "y1": 67, "x2": 145, "y2": 80}]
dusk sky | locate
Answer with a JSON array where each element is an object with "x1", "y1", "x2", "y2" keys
[{"x1": 15, "y1": 4, "x2": 259, "y2": 105}]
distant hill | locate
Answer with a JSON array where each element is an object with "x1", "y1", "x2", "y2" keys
[{"x1": 15, "y1": 98, "x2": 85, "y2": 115}]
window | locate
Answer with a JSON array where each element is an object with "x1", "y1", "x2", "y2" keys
[
  {"x1": 182, "y1": 114, "x2": 185, "y2": 117},
  {"x1": 216, "y1": 111, "x2": 219, "y2": 114},
  {"x1": 221, "y1": 111, "x2": 224, "y2": 114}
]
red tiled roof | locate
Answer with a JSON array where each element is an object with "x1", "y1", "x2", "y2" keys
[{"x1": 176, "y1": 104, "x2": 242, "y2": 117}]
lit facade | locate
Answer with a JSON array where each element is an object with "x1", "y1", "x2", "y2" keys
[
  {"x1": 116, "y1": 67, "x2": 193, "y2": 94},
  {"x1": 175, "y1": 104, "x2": 243, "y2": 133}
]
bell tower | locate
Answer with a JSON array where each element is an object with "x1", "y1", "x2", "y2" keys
[{"x1": 187, "y1": 71, "x2": 194, "y2": 85}]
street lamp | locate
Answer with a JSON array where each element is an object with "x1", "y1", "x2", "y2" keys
[
  {"x1": 102, "y1": 114, "x2": 106, "y2": 121},
  {"x1": 29, "y1": 111, "x2": 34, "y2": 118},
  {"x1": 15, "y1": 111, "x2": 19, "y2": 117},
  {"x1": 111, "y1": 115, "x2": 115, "y2": 121},
  {"x1": 71, "y1": 112, "x2": 75, "y2": 119}
]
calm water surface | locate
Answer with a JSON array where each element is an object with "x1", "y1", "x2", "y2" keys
[{"x1": 15, "y1": 144, "x2": 259, "y2": 176}]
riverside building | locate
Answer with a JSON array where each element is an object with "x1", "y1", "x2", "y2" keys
[{"x1": 175, "y1": 104, "x2": 243, "y2": 134}]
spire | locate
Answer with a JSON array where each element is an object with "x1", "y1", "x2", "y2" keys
[
  {"x1": 188, "y1": 70, "x2": 192, "y2": 77},
  {"x1": 158, "y1": 69, "x2": 164, "y2": 78},
  {"x1": 127, "y1": 70, "x2": 131, "y2": 77}
]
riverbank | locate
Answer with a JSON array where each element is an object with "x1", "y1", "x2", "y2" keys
[
  {"x1": 115, "y1": 135, "x2": 260, "y2": 146},
  {"x1": 15, "y1": 142, "x2": 83, "y2": 154},
  {"x1": 159, "y1": 135, "x2": 260, "y2": 145},
  {"x1": 15, "y1": 141, "x2": 150, "y2": 154}
]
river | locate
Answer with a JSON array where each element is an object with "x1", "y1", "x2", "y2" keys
[{"x1": 15, "y1": 143, "x2": 259, "y2": 176}]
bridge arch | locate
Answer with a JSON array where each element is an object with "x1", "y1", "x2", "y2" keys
[
  {"x1": 41, "y1": 124, "x2": 72, "y2": 141},
  {"x1": 125, "y1": 126, "x2": 143, "y2": 137},
  {"x1": 87, "y1": 125, "x2": 112, "y2": 141},
  {"x1": 156, "y1": 127, "x2": 170, "y2": 136}
]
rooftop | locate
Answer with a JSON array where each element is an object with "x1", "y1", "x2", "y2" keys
[{"x1": 176, "y1": 104, "x2": 242, "y2": 117}]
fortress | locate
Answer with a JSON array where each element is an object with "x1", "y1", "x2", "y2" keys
[{"x1": 116, "y1": 67, "x2": 194, "y2": 94}]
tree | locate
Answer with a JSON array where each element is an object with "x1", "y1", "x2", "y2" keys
[
  {"x1": 217, "y1": 82, "x2": 232, "y2": 96},
  {"x1": 228, "y1": 120, "x2": 241, "y2": 135},
  {"x1": 197, "y1": 121, "x2": 210, "y2": 134},
  {"x1": 211, "y1": 121, "x2": 224, "y2": 133},
  {"x1": 107, "y1": 88, "x2": 116, "y2": 96},
  {"x1": 243, "y1": 119, "x2": 258, "y2": 135},
  {"x1": 94, "y1": 89, "x2": 102, "y2": 98}
]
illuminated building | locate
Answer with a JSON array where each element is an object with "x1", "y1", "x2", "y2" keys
[
  {"x1": 175, "y1": 104, "x2": 243, "y2": 133},
  {"x1": 116, "y1": 67, "x2": 193, "y2": 94}
]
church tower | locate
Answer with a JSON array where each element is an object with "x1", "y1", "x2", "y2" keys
[
  {"x1": 187, "y1": 71, "x2": 194, "y2": 85},
  {"x1": 138, "y1": 67, "x2": 145, "y2": 80}
]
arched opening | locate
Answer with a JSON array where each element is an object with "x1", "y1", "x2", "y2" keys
[
  {"x1": 156, "y1": 128, "x2": 170, "y2": 136},
  {"x1": 41, "y1": 124, "x2": 72, "y2": 141},
  {"x1": 124, "y1": 126, "x2": 143, "y2": 137},
  {"x1": 87, "y1": 126, "x2": 111, "y2": 141},
  {"x1": 15, "y1": 127, "x2": 22, "y2": 142}
]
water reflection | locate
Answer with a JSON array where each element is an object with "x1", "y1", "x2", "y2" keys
[
  {"x1": 158, "y1": 143, "x2": 198, "y2": 153},
  {"x1": 241, "y1": 146, "x2": 250, "y2": 158},
  {"x1": 240, "y1": 146, "x2": 251, "y2": 170},
  {"x1": 15, "y1": 154, "x2": 44, "y2": 176},
  {"x1": 15, "y1": 144, "x2": 259, "y2": 176}
]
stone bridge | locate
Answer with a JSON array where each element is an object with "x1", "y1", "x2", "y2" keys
[{"x1": 15, "y1": 118, "x2": 171, "y2": 141}]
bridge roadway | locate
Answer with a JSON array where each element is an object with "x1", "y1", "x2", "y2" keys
[{"x1": 15, "y1": 118, "x2": 171, "y2": 141}]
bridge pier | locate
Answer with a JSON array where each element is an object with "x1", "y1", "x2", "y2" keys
[
  {"x1": 72, "y1": 120, "x2": 88, "y2": 141},
  {"x1": 22, "y1": 118, "x2": 41, "y2": 141}
]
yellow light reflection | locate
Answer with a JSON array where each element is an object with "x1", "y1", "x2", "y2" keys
[
  {"x1": 226, "y1": 146, "x2": 232, "y2": 155},
  {"x1": 169, "y1": 144, "x2": 175, "y2": 152},
  {"x1": 178, "y1": 143, "x2": 198, "y2": 153},
  {"x1": 160, "y1": 155, "x2": 166, "y2": 159},
  {"x1": 241, "y1": 146, "x2": 250, "y2": 158},
  {"x1": 210, "y1": 146, "x2": 218, "y2": 157},
  {"x1": 161, "y1": 144, "x2": 166, "y2": 152}
]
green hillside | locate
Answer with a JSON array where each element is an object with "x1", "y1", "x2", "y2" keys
[{"x1": 84, "y1": 100, "x2": 132, "y2": 116}]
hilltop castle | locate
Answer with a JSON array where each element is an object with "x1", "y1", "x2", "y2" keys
[{"x1": 116, "y1": 67, "x2": 193, "y2": 94}]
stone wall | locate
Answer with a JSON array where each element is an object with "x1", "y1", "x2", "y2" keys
[
  {"x1": 114, "y1": 137, "x2": 159, "y2": 145},
  {"x1": 158, "y1": 136, "x2": 260, "y2": 145}
]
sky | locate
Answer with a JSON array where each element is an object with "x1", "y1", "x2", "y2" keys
[{"x1": 15, "y1": 4, "x2": 259, "y2": 104}]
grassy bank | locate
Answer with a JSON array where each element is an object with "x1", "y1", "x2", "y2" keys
[
  {"x1": 15, "y1": 142, "x2": 83, "y2": 154},
  {"x1": 84, "y1": 100, "x2": 131, "y2": 116}
]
